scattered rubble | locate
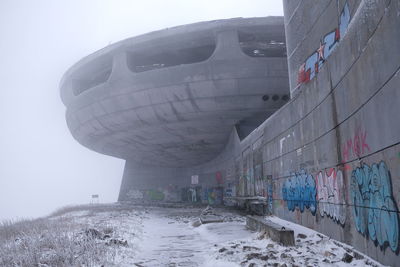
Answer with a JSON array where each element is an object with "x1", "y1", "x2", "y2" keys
[
  {"x1": 199, "y1": 206, "x2": 224, "y2": 224},
  {"x1": 342, "y1": 252, "x2": 354, "y2": 263},
  {"x1": 106, "y1": 238, "x2": 128, "y2": 247},
  {"x1": 297, "y1": 233, "x2": 307, "y2": 239}
]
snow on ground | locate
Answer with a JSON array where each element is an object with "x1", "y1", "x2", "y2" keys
[
  {"x1": 33, "y1": 204, "x2": 388, "y2": 266},
  {"x1": 130, "y1": 206, "x2": 247, "y2": 266},
  {"x1": 210, "y1": 215, "x2": 386, "y2": 267},
  {"x1": 49, "y1": 203, "x2": 146, "y2": 266}
]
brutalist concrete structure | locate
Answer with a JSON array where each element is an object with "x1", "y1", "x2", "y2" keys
[
  {"x1": 272, "y1": 1, "x2": 400, "y2": 265},
  {"x1": 60, "y1": 17, "x2": 289, "y2": 202},
  {"x1": 62, "y1": 3, "x2": 400, "y2": 264}
]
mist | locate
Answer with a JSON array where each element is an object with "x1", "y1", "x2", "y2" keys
[{"x1": 0, "y1": 0, "x2": 283, "y2": 221}]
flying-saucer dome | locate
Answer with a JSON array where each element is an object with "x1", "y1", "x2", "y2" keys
[{"x1": 60, "y1": 17, "x2": 289, "y2": 168}]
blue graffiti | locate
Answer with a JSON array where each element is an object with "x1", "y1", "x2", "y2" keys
[
  {"x1": 298, "y1": 2, "x2": 351, "y2": 84},
  {"x1": 282, "y1": 170, "x2": 317, "y2": 215},
  {"x1": 339, "y1": 1, "x2": 350, "y2": 38},
  {"x1": 268, "y1": 181, "x2": 273, "y2": 214},
  {"x1": 351, "y1": 161, "x2": 399, "y2": 252}
]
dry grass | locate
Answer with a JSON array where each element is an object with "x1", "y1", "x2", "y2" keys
[
  {"x1": 48, "y1": 203, "x2": 135, "y2": 218},
  {"x1": 0, "y1": 204, "x2": 136, "y2": 267}
]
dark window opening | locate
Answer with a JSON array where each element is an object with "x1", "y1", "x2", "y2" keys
[
  {"x1": 282, "y1": 94, "x2": 290, "y2": 101},
  {"x1": 71, "y1": 56, "x2": 112, "y2": 96},
  {"x1": 262, "y1": 95, "x2": 269, "y2": 101},
  {"x1": 238, "y1": 30, "x2": 286, "y2": 58},
  {"x1": 235, "y1": 112, "x2": 271, "y2": 140},
  {"x1": 128, "y1": 44, "x2": 216, "y2": 73}
]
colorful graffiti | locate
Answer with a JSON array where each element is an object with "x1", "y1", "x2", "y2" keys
[
  {"x1": 342, "y1": 128, "x2": 370, "y2": 162},
  {"x1": 282, "y1": 170, "x2": 317, "y2": 215},
  {"x1": 254, "y1": 164, "x2": 265, "y2": 196},
  {"x1": 316, "y1": 168, "x2": 346, "y2": 225},
  {"x1": 163, "y1": 185, "x2": 180, "y2": 202},
  {"x1": 146, "y1": 190, "x2": 165, "y2": 201},
  {"x1": 298, "y1": 2, "x2": 351, "y2": 84},
  {"x1": 350, "y1": 161, "x2": 399, "y2": 252},
  {"x1": 216, "y1": 171, "x2": 223, "y2": 184},
  {"x1": 126, "y1": 189, "x2": 143, "y2": 200},
  {"x1": 267, "y1": 175, "x2": 273, "y2": 214},
  {"x1": 203, "y1": 187, "x2": 223, "y2": 205},
  {"x1": 224, "y1": 182, "x2": 236, "y2": 206}
]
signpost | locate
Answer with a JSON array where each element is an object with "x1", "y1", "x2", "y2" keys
[{"x1": 91, "y1": 194, "x2": 99, "y2": 204}]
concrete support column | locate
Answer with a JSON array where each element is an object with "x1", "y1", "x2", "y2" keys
[
  {"x1": 118, "y1": 160, "x2": 189, "y2": 201},
  {"x1": 109, "y1": 51, "x2": 131, "y2": 81},
  {"x1": 212, "y1": 30, "x2": 245, "y2": 60}
]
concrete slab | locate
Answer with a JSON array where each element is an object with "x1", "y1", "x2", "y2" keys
[{"x1": 246, "y1": 215, "x2": 295, "y2": 246}]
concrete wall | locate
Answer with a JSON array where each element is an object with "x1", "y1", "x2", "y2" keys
[
  {"x1": 270, "y1": 0, "x2": 400, "y2": 264},
  {"x1": 119, "y1": 0, "x2": 400, "y2": 265},
  {"x1": 118, "y1": 128, "x2": 241, "y2": 204}
]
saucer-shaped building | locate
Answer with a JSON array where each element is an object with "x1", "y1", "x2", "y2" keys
[{"x1": 60, "y1": 17, "x2": 289, "y2": 201}]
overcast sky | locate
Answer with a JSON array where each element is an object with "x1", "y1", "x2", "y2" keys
[{"x1": 0, "y1": 0, "x2": 283, "y2": 220}]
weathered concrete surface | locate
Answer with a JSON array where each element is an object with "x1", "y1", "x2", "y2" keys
[
  {"x1": 117, "y1": 2, "x2": 400, "y2": 265},
  {"x1": 263, "y1": 1, "x2": 400, "y2": 265},
  {"x1": 61, "y1": 3, "x2": 400, "y2": 266},
  {"x1": 246, "y1": 216, "x2": 295, "y2": 246},
  {"x1": 60, "y1": 17, "x2": 289, "y2": 168}
]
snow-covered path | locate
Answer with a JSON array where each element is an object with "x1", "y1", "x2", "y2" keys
[
  {"x1": 47, "y1": 204, "x2": 386, "y2": 266},
  {"x1": 134, "y1": 207, "x2": 249, "y2": 266},
  {"x1": 128, "y1": 206, "x2": 385, "y2": 267}
]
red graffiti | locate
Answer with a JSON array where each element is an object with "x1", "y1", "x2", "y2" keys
[
  {"x1": 297, "y1": 2, "x2": 350, "y2": 85},
  {"x1": 342, "y1": 129, "x2": 370, "y2": 162},
  {"x1": 297, "y1": 63, "x2": 309, "y2": 84},
  {"x1": 216, "y1": 171, "x2": 223, "y2": 184},
  {"x1": 343, "y1": 164, "x2": 352, "y2": 171}
]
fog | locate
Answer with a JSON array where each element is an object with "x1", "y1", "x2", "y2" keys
[{"x1": 0, "y1": 0, "x2": 283, "y2": 221}]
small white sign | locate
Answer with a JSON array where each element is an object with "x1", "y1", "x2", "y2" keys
[{"x1": 191, "y1": 175, "x2": 199, "y2": 184}]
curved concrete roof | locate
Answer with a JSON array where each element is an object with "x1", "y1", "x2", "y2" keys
[{"x1": 60, "y1": 17, "x2": 290, "y2": 167}]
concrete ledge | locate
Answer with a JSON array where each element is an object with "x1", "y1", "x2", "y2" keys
[
  {"x1": 200, "y1": 214, "x2": 224, "y2": 224},
  {"x1": 246, "y1": 215, "x2": 295, "y2": 246}
]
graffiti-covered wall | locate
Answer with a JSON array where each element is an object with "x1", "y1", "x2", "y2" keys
[
  {"x1": 259, "y1": 0, "x2": 399, "y2": 265},
  {"x1": 118, "y1": 1, "x2": 400, "y2": 265},
  {"x1": 118, "y1": 129, "x2": 241, "y2": 206}
]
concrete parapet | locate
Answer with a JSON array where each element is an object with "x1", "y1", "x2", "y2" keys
[{"x1": 246, "y1": 216, "x2": 295, "y2": 246}]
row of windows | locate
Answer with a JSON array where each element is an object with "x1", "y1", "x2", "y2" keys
[{"x1": 70, "y1": 32, "x2": 286, "y2": 96}]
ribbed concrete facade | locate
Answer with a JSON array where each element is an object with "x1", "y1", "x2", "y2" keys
[{"x1": 60, "y1": 17, "x2": 289, "y2": 168}]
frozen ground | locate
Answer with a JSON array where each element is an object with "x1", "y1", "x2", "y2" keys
[
  {"x1": 0, "y1": 203, "x2": 387, "y2": 266},
  {"x1": 127, "y1": 206, "x2": 385, "y2": 267}
]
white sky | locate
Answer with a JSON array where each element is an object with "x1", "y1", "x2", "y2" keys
[{"x1": 0, "y1": 0, "x2": 283, "y2": 220}]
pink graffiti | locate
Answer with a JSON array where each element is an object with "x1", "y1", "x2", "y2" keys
[
  {"x1": 216, "y1": 171, "x2": 223, "y2": 184},
  {"x1": 342, "y1": 129, "x2": 370, "y2": 162},
  {"x1": 316, "y1": 168, "x2": 346, "y2": 225}
]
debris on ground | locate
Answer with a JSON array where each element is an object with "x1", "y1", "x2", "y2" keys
[{"x1": 200, "y1": 205, "x2": 224, "y2": 224}]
